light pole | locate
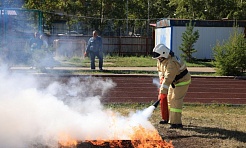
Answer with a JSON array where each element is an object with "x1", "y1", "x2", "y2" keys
[
  {"x1": 147, "y1": 0, "x2": 149, "y2": 36},
  {"x1": 126, "y1": 0, "x2": 128, "y2": 35}
]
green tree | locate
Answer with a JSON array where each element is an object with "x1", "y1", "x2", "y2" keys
[
  {"x1": 168, "y1": 0, "x2": 246, "y2": 20},
  {"x1": 213, "y1": 27, "x2": 246, "y2": 76},
  {"x1": 179, "y1": 20, "x2": 199, "y2": 62},
  {"x1": 22, "y1": 0, "x2": 246, "y2": 36},
  {"x1": 24, "y1": 0, "x2": 65, "y2": 31}
]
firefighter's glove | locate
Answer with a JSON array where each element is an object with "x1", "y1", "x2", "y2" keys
[{"x1": 158, "y1": 93, "x2": 167, "y2": 101}]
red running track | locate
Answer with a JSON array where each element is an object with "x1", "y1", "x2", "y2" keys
[
  {"x1": 36, "y1": 75, "x2": 246, "y2": 105},
  {"x1": 101, "y1": 75, "x2": 246, "y2": 105}
]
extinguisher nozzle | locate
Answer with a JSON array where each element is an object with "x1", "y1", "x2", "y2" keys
[{"x1": 152, "y1": 100, "x2": 160, "y2": 108}]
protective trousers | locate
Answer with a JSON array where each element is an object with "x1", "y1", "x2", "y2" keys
[
  {"x1": 160, "y1": 95, "x2": 169, "y2": 121},
  {"x1": 168, "y1": 84, "x2": 189, "y2": 124}
]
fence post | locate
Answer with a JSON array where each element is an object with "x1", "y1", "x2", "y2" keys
[
  {"x1": 119, "y1": 36, "x2": 121, "y2": 56},
  {"x1": 146, "y1": 37, "x2": 148, "y2": 56}
]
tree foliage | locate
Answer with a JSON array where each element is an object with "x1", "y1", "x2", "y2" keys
[
  {"x1": 213, "y1": 27, "x2": 246, "y2": 76},
  {"x1": 168, "y1": 0, "x2": 246, "y2": 20},
  {"x1": 1, "y1": 0, "x2": 246, "y2": 36},
  {"x1": 179, "y1": 20, "x2": 199, "y2": 62}
]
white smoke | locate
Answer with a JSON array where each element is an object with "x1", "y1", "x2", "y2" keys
[
  {"x1": 0, "y1": 66, "x2": 158, "y2": 148},
  {"x1": 152, "y1": 78, "x2": 160, "y2": 88}
]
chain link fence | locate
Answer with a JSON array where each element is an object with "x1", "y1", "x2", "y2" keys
[
  {"x1": 43, "y1": 12, "x2": 152, "y2": 37},
  {"x1": 0, "y1": 8, "x2": 43, "y2": 65}
]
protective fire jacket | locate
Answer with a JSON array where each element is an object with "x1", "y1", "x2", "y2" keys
[{"x1": 157, "y1": 55, "x2": 191, "y2": 94}]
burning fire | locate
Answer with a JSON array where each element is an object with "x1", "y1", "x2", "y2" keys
[
  {"x1": 58, "y1": 103, "x2": 173, "y2": 147},
  {"x1": 58, "y1": 133, "x2": 78, "y2": 147},
  {"x1": 129, "y1": 126, "x2": 173, "y2": 147},
  {"x1": 0, "y1": 68, "x2": 174, "y2": 148},
  {"x1": 59, "y1": 126, "x2": 173, "y2": 148}
]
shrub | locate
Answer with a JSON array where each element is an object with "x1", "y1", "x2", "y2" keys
[{"x1": 213, "y1": 27, "x2": 246, "y2": 76}]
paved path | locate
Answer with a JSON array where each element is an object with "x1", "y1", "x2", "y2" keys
[
  {"x1": 101, "y1": 67, "x2": 216, "y2": 73},
  {"x1": 10, "y1": 66, "x2": 216, "y2": 73}
]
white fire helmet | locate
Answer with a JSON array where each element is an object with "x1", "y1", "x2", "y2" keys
[{"x1": 152, "y1": 44, "x2": 170, "y2": 59}]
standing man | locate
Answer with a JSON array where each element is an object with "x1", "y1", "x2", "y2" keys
[
  {"x1": 40, "y1": 34, "x2": 49, "y2": 49},
  {"x1": 29, "y1": 32, "x2": 43, "y2": 68},
  {"x1": 84, "y1": 30, "x2": 103, "y2": 70},
  {"x1": 152, "y1": 44, "x2": 191, "y2": 129},
  {"x1": 29, "y1": 32, "x2": 43, "y2": 50}
]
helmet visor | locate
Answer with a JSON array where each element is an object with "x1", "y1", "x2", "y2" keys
[{"x1": 152, "y1": 52, "x2": 160, "y2": 59}]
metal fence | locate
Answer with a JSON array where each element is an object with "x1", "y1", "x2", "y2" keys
[
  {"x1": 0, "y1": 8, "x2": 154, "y2": 66},
  {"x1": 0, "y1": 8, "x2": 43, "y2": 64},
  {"x1": 42, "y1": 10, "x2": 152, "y2": 37}
]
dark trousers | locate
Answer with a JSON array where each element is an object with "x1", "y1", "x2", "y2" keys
[{"x1": 89, "y1": 51, "x2": 103, "y2": 69}]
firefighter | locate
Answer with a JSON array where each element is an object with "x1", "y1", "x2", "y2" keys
[{"x1": 152, "y1": 44, "x2": 191, "y2": 129}]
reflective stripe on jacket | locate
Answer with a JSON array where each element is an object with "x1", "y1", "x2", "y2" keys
[{"x1": 170, "y1": 107, "x2": 182, "y2": 113}]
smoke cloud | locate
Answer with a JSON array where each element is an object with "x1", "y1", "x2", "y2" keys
[
  {"x1": 0, "y1": 66, "x2": 158, "y2": 148},
  {"x1": 152, "y1": 78, "x2": 160, "y2": 88}
]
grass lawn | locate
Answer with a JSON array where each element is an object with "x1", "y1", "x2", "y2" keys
[
  {"x1": 45, "y1": 56, "x2": 217, "y2": 76},
  {"x1": 106, "y1": 103, "x2": 246, "y2": 148},
  {"x1": 38, "y1": 56, "x2": 217, "y2": 75},
  {"x1": 56, "y1": 56, "x2": 215, "y2": 68}
]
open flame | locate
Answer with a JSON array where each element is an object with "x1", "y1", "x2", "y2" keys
[
  {"x1": 57, "y1": 102, "x2": 174, "y2": 147},
  {"x1": 58, "y1": 126, "x2": 173, "y2": 148},
  {"x1": 0, "y1": 69, "x2": 173, "y2": 148},
  {"x1": 58, "y1": 133, "x2": 78, "y2": 147}
]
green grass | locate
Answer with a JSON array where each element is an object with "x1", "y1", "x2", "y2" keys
[
  {"x1": 185, "y1": 60, "x2": 215, "y2": 67},
  {"x1": 57, "y1": 56, "x2": 215, "y2": 67},
  {"x1": 46, "y1": 56, "x2": 217, "y2": 75}
]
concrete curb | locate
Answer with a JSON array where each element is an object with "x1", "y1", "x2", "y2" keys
[
  {"x1": 10, "y1": 66, "x2": 216, "y2": 73},
  {"x1": 9, "y1": 66, "x2": 246, "y2": 79}
]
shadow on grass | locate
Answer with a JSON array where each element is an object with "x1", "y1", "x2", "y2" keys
[{"x1": 181, "y1": 125, "x2": 246, "y2": 143}]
